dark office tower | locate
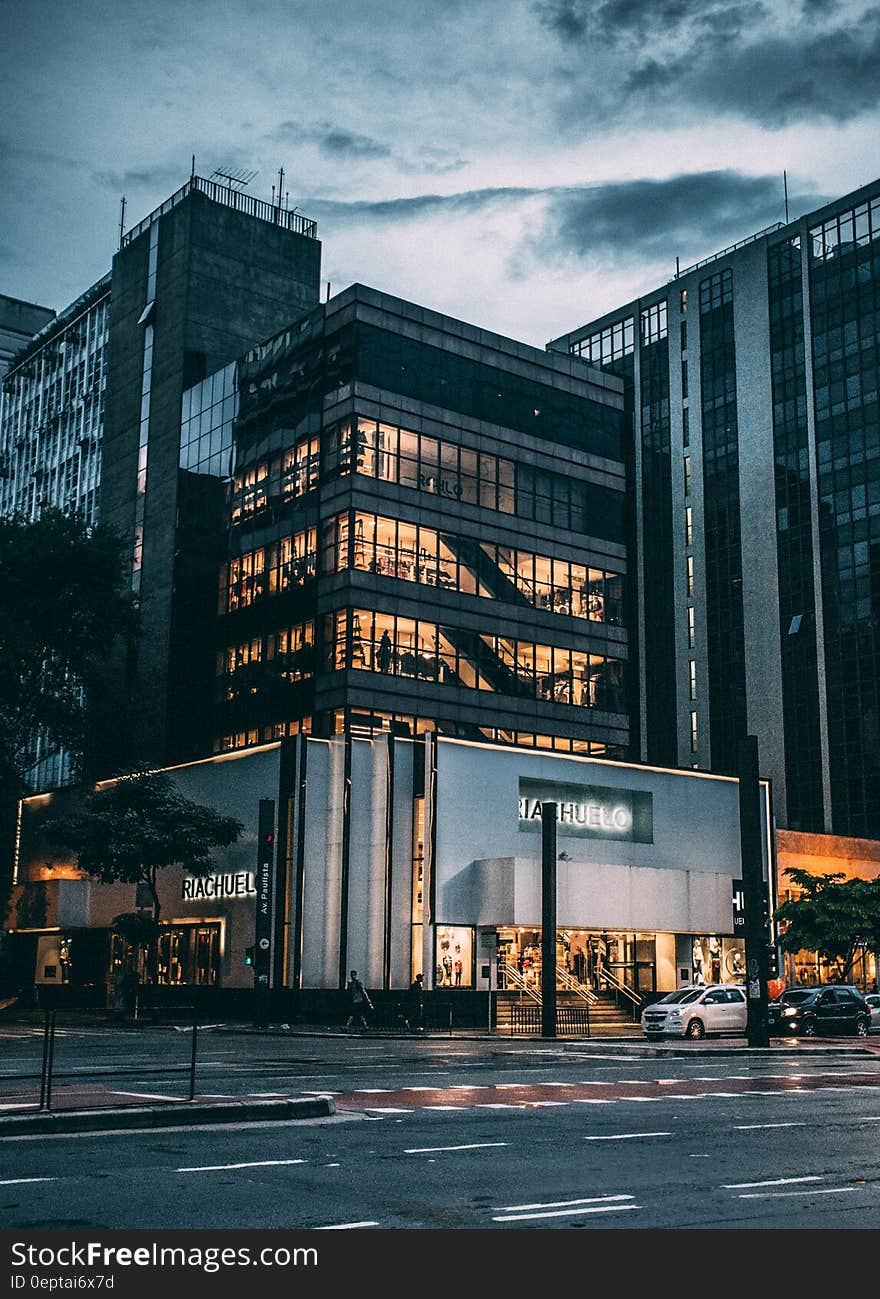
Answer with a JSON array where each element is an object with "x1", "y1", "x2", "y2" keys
[
  {"x1": 554, "y1": 308, "x2": 675, "y2": 767},
  {"x1": 550, "y1": 176, "x2": 880, "y2": 839},
  {"x1": 97, "y1": 177, "x2": 322, "y2": 772},
  {"x1": 179, "y1": 285, "x2": 630, "y2": 761}
]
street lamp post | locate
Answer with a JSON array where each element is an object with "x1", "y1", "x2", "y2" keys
[{"x1": 541, "y1": 801, "x2": 558, "y2": 1039}]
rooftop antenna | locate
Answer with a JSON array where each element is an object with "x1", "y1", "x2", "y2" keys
[
  {"x1": 675, "y1": 255, "x2": 680, "y2": 279},
  {"x1": 277, "y1": 166, "x2": 285, "y2": 210},
  {"x1": 783, "y1": 169, "x2": 790, "y2": 224},
  {"x1": 210, "y1": 166, "x2": 258, "y2": 191},
  {"x1": 191, "y1": 154, "x2": 196, "y2": 179},
  {"x1": 118, "y1": 195, "x2": 126, "y2": 250}
]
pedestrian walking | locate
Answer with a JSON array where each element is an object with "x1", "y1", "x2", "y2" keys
[
  {"x1": 407, "y1": 973, "x2": 425, "y2": 1031},
  {"x1": 344, "y1": 970, "x2": 373, "y2": 1029}
]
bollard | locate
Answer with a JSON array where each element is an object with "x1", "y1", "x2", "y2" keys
[{"x1": 188, "y1": 1006, "x2": 199, "y2": 1101}]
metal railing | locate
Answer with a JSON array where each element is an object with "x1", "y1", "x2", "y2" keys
[
  {"x1": 18, "y1": 1008, "x2": 202, "y2": 1113},
  {"x1": 121, "y1": 176, "x2": 318, "y2": 248},
  {"x1": 672, "y1": 222, "x2": 785, "y2": 280},
  {"x1": 506, "y1": 1002, "x2": 591, "y2": 1036},
  {"x1": 597, "y1": 969, "x2": 643, "y2": 1018},
  {"x1": 500, "y1": 961, "x2": 542, "y2": 1003},
  {"x1": 556, "y1": 966, "x2": 597, "y2": 1004}
]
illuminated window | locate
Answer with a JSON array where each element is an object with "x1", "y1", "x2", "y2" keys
[{"x1": 686, "y1": 555, "x2": 695, "y2": 597}]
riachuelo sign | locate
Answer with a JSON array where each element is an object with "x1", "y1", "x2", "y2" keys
[{"x1": 518, "y1": 778, "x2": 653, "y2": 844}]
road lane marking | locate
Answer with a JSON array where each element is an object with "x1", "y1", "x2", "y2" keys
[
  {"x1": 499, "y1": 1194, "x2": 635, "y2": 1212},
  {"x1": 738, "y1": 1188, "x2": 856, "y2": 1200},
  {"x1": 583, "y1": 1132, "x2": 672, "y2": 1141},
  {"x1": 405, "y1": 1142, "x2": 509, "y2": 1154},
  {"x1": 109, "y1": 1091, "x2": 181, "y2": 1101},
  {"x1": 176, "y1": 1159, "x2": 306, "y2": 1172},
  {"x1": 363, "y1": 1107, "x2": 412, "y2": 1114},
  {"x1": 0, "y1": 1177, "x2": 57, "y2": 1186},
  {"x1": 493, "y1": 1204, "x2": 640, "y2": 1222},
  {"x1": 423, "y1": 1105, "x2": 465, "y2": 1111},
  {"x1": 733, "y1": 1122, "x2": 806, "y2": 1130},
  {"x1": 722, "y1": 1176, "x2": 823, "y2": 1189},
  {"x1": 315, "y1": 1221, "x2": 378, "y2": 1230}
]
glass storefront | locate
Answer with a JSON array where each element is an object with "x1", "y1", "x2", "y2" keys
[
  {"x1": 495, "y1": 927, "x2": 745, "y2": 995},
  {"x1": 434, "y1": 925, "x2": 473, "y2": 988}
]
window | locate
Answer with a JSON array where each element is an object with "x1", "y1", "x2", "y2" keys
[
  {"x1": 681, "y1": 359, "x2": 689, "y2": 400},
  {"x1": 689, "y1": 659, "x2": 697, "y2": 700},
  {"x1": 683, "y1": 455, "x2": 692, "y2": 497},
  {"x1": 686, "y1": 555, "x2": 695, "y2": 597},
  {"x1": 327, "y1": 509, "x2": 624, "y2": 622},
  {"x1": 685, "y1": 505, "x2": 693, "y2": 546},
  {"x1": 687, "y1": 606, "x2": 695, "y2": 648},
  {"x1": 690, "y1": 711, "x2": 698, "y2": 753},
  {"x1": 682, "y1": 406, "x2": 689, "y2": 447},
  {"x1": 331, "y1": 608, "x2": 625, "y2": 712}
]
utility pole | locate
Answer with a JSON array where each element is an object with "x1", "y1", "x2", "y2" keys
[
  {"x1": 541, "y1": 801, "x2": 558, "y2": 1039},
  {"x1": 737, "y1": 735, "x2": 770, "y2": 1048}
]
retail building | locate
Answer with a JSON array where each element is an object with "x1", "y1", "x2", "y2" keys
[{"x1": 7, "y1": 735, "x2": 771, "y2": 1011}]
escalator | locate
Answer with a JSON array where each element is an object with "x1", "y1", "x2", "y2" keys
[{"x1": 440, "y1": 532, "x2": 532, "y2": 607}]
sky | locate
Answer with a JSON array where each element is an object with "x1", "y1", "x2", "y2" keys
[{"x1": 1, "y1": 0, "x2": 879, "y2": 349}]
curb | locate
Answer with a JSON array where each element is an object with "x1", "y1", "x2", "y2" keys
[
  {"x1": 559, "y1": 1042, "x2": 874, "y2": 1057},
  {"x1": 0, "y1": 1095, "x2": 336, "y2": 1137}
]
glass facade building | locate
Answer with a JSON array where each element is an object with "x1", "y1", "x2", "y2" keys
[
  {"x1": 550, "y1": 176, "x2": 880, "y2": 840},
  {"x1": 178, "y1": 286, "x2": 630, "y2": 761}
]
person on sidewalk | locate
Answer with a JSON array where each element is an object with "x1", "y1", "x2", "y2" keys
[
  {"x1": 343, "y1": 970, "x2": 373, "y2": 1029},
  {"x1": 407, "y1": 973, "x2": 425, "y2": 1031}
]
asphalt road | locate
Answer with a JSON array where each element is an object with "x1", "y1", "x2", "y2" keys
[{"x1": 2, "y1": 1024, "x2": 880, "y2": 1230}]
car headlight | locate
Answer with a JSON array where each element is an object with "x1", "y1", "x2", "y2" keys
[
  {"x1": 782, "y1": 1007, "x2": 798, "y2": 1017},
  {"x1": 666, "y1": 1011, "x2": 681, "y2": 1019}
]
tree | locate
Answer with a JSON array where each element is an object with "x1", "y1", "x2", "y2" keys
[
  {"x1": 45, "y1": 771, "x2": 243, "y2": 980},
  {"x1": 0, "y1": 508, "x2": 130, "y2": 803},
  {"x1": 775, "y1": 868, "x2": 880, "y2": 982}
]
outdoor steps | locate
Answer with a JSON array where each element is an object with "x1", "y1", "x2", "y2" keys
[{"x1": 494, "y1": 989, "x2": 639, "y2": 1031}]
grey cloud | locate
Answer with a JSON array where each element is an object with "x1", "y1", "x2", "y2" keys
[
  {"x1": 542, "y1": 0, "x2": 880, "y2": 125},
  {"x1": 92, "y1": 164, "x2": 187, "y2": 193},
  {"x1": 535, "y1": 0, "x2": 750, "y2": 46},
  {"x1": 540, "y1": 171, "x2": 820, "y2": 265},
  {"x1": 304, "y1": 187, "x2": 536, "y2": 224},
  {"x1": 307, "y1": 170, "x2": 825, "y2": 272},
  {"x1": 636, "y1": 12, "x2": 880, "y2": 125},
  {"x1": 275, "y1": 120, "x2": 391, "y2": 160}
]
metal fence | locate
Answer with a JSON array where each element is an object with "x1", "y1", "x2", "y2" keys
[{"x1": 506, "y1": 1003, "x2": 592, "y2": 1036}]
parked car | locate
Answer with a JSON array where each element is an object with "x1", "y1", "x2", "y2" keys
[
  {"x1": 862, "y1": 992, "x2": 880, "y2": 1032},
  {"x1": 641, "y1": 984, "x2": 747, "y2": 1040},
  {"x1": 767, "y1": 985, "x2": 871, "y2": 1037}
]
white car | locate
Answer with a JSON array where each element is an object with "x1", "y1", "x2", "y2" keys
[
  {"x1": 865, "y1": 993, "x2": 880, "y2": 1032},
  {"x1": 641, "y1": 984, "x2": 748, "y2": 1040}
]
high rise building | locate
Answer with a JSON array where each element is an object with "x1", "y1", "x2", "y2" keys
[
  {"x1": 549, "y1": 177, "x2": 880, "y2": 839},
  {"x1": 170, "y1": 284, "x2": 630, "y2": 764},
  {"x1": 0, "y1": 174, "x2": 323, "y2": 787}
]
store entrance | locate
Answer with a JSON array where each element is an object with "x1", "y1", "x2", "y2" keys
[{"x1": 496, "y1": 928, "x2": 657, "y2": 997}]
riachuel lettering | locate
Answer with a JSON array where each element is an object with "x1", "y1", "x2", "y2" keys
[
  {"x1": 518, "y1": 797, "x2": 631, "y2": 831},
  {"x1": 181, "y1": 872, "x2": 256, "y2": 901}
]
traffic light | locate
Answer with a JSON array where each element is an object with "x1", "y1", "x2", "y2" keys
[
  {"x1": 766, "y1": 944, "x2": 780, "y2": 978},
  {"x1": 244, "y1": 945, "x2": 255, "y2": 967}
]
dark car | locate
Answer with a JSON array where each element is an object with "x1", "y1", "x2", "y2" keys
[{"x1": 768, "y1": 985, "x2": 871, "y2": 1037}]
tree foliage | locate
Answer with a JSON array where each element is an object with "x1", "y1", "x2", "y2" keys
[
  {"x1": 0, "y1": 508, "x2": 130, "y2": 798},
  {"x1": 45, "y1": 771, "x2": 243, "y2": 929},
  {"x1": 775, "y1": 867, "x2": 880, "y2": 980}
]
